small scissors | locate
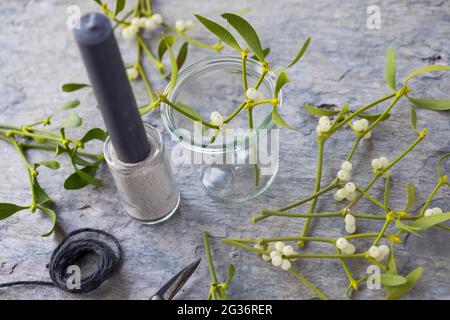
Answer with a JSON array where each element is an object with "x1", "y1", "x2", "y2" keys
[{"x1": 151, "y1": 258, "x2": 201, "y2": 300}]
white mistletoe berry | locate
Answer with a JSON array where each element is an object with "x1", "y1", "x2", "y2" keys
[
  {"x1": 319, "y1": 116, "x2": 330, "y2": 126},
  {"x1": 371, "y1": 158, "x2": 383, "y2": 170},
  {"x1": 380, "y1": 157, "x2": 389, "y2": 167},
  {"x1": 424, "y1": 208, "x2": 434, "y2": 217},
  {"x1": 342, "y1": 243, "x2": 356, "y2": 254},
  {"x1": 336, "y1": 237, "x2": 349, "y2": 250},
  {"x1": 281, "y1": 259, "x2": 292, "y2": 271},
  {"x1": 345, "y1": 192, "x2": 357, "y2": 202},
  {"x1": 344, "y1": 214, "x2": 356, "y2": 225},
  {"x1": 341, "y1": 161, "x2": 352, "y2": 172},
  {"x1": 144, "y1": 18, "x2": 158, "y2": 31},
  {"x1": 345, "y1": 223, "x2": 356, "y2": 234},
  {"x1": 131, "y1": 17, "x2": 142, "y2": 27},
  {"x1": 378, "y1": 245, "x2": 390, "y2": 257},
  {"x1": 271, "y1": 255, "x2": 283, "y2": 267},
  {"x1": 360, "y1": 118, "x2": 369, "y2": 129},
  {"x1": 253, "y1": 244, "x2": 263, "y2": 250},
  {"x1": 318, "y1": 122, "x2": 332, "y2": 133},
  {"x1": 122, "y1": 26, "x2": 137, "y2": 39},
  {"x1": 126, "y1": 67, "x2": 139, "y2": 81},
  {"x1": 210, "y1": 111, "x2": 224, "y2": 125},
  {"x1": 270, "y1": 250, "x2": 281, "y2": 259},
  {"x1": 368, "y1": 246, "x2": 380, "y2": 258},
  {"x1": 262, "y1": 254, "x2": 271, "y2": 262},
  {"x1": 175, "y1": 20, "x2": 186, "y2": 31},
  {"x1": 185, "y1": 20, "x2": 195, "y2": 30},
  {"x1": 432, "y1": 207, "x2": 443, "y2": 215},
  {"x1": 337, "y1": 169, "x2": 351, "y2": 181},
  {"x1": 352, "y1": 120, "x2": 365, "y2": 132},
  {"x1": 152, "y1": 13, "x2": 163, "y2": 25},
  {"x1": 275, "y1": 241, "x2": 285, "y2": 252},
  {"x1": 282, "y1": 245, "x2": 294, "y2": 256},
  {"x1": 345, "y1": 182, "x2": 356, "y2": 193},
  {"x1": 246, "y1": 87, "x2": 260, "y2": 101}
]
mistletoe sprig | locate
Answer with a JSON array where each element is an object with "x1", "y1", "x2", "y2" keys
[
  {"x1": 222, "y1": 49, "x2": 450, "y2": 299},
  {"x1": 0, "y1": 100, "x2": 106, "y2": 236}
]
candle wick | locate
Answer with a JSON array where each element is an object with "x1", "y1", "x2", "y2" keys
[{"x1": 86, "y1": 13, "x2": 99, "y2": 31}]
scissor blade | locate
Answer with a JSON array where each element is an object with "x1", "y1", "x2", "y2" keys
[{"x1": 155, "y1": 258, "x2": 201, "y2": 300}]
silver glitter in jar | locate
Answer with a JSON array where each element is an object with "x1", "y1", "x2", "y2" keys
[{"x1": 104, "y1": 123, "x2": 180, "y2": 224}]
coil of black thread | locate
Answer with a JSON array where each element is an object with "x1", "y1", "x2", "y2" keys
[{"x1": 0, "y1": 228, "x2": 122, "y2": 294}]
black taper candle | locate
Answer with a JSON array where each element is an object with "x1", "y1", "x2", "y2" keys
[{"x1": 74, "y1": 13, "x2": 150, "y2": 163}]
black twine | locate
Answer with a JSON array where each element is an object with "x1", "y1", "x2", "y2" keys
[{"x1": 0, "y1": 228, "x2": 122, "y2": 294}]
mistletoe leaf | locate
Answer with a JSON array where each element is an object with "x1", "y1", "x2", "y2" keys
[
  {"x1": 33, "y1": 178, "x2": 53, "y2": 206},
  {"x1": 195, "y1": 15, "x2": 241, "y2": 52},
  {"x1": 176, "y1": 42, "x2": 189, "y2": 69},
  {"x1": 80, "y1": 128, "x2": 108, "y2": 144},
  {"x1": 61, "y1": 83, "x2": 90, "y2": 92},
  {"x1": 407, "y1": 96, "x2": 450, "y2": 111},
  {"x1": 224, "y1": 263, "x2": 236, "y2": 287},
  {"x1": 386, "y1": 267, "x2": 424, "y2": 300},
  {"x1": 39, "y1": 206, "x2": 57, "y2": 237},
  {"x1": 274, "y1": 72, "x2": 289, "y2": 99},
  {"x1": 304, "y1": 105, "x2": 339, "y2": 117},
  {"x1": 409, "y1": 212, "x2": 450, "y2": 231},
  {"x1": 403, "y1": 183, "x2": 416, "y2": 212},
  {"x1": 405, "y1": 65, "x2": 450, "y2": 85},
  {"x1": 63, "y1": 113, "x2": 83, "y2": 128},
  {"x1": 0, "y1": 203, "x2": 28, "y2": 220},
  {"x1": 385, "y1": 47, "x2": 397, "y2": 91},
  {"x1": 380, "y1": 274, "x2": 407, "y2": 287},
  {"x1": 64, "y1": 165, "x2": 100, "y2": 190},
  {"x1": 387, "y1": 243, "x2": 398, "y2": 275},
  {"x1": 164, "y1": 33, "x2": 178, "y2": 94},
  {"x1": 358, "y1": 112, "x2": 390, "y2": 122},
  {"x1": 158, "y1": 35, "x2": 177, "y2": 61},
  {"x1": 272, "y1": 106, "x2": 295, "y2": 130},
  {"x1": 221, "y1": 13, "x2": 264, "y2": 61},
  {"x1": 35, "y1": 160, "x2": 60, "y2": 170},
  {"x1": 251, "y1": 47, "x2": 270, "y2": 60},
  {"x1": 114, "y1": 0, "x2": 126, "y2": 17},
  {"x1": 275, "y1": 37, "x2": 311, "y2": 71},
  {"x1": 59, "y1": 100, "x2": 81, "y2": 111}
]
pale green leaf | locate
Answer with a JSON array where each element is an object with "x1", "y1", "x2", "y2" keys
[
  {"x1": 358, "y1": 113, "x2": 390, "y2": 122},
  {"x1": 274, "y1": 72, "x2": 289, "y2": 99},
  {"x1": 275, "y1": 37, "x2": 311, "y2": 71},
  {"x1": 63, "y1": 113, "x2": 82, "y2": 128},
  {"x1": 387, "y1": 243, "x2": 397, "y2": 275},
  {"x1": 195, "y1": 15, "x2": 241, "y2": 52},
  {"x1": 35, "y1": 160, "x2": 60, "y2": 170},
  {"x1": 224, "y1": 263, "x2": 236, "y2": 287},
  {"x1": 403, "y1": 182, "x2": 416, "y2": 212},
  {"x1": 39, "y1": 206, "x2": 57, "y2": 237},
  {"x1": 386, "y1": 267, "x2": 424, "y2": 300},
  {"x1": 385, "y1": 47, "x2": 397, "y2": 91},
  {"x1": 409, "y1": 212, "x2": 450, "y2": 231},
  {"x1": 407, "y1": 96, "x2": 450, "y2": 111},
  {"x1": 0, "y1": 203, "x2": 28, "y2": 220},
  {"x1": 272, "y1": 106, "x2": 295, "y2": 130},
  {"x1": 380, "y1": 274, "x2": 407, "y2": 287},
  {"x1": 221, "y1": 13, "x2": 264, "y2": 61},
  {"x1": 59, "y1": 100, "x2": 80, "y2": 111},
  {"x1": 304, "y1": 105, "x2": 339, "y2": 117},
  {"x1": 395, "y1": 218, "x2": 422, "y2": 237},
  {"x1": 114, "y1": 0, "x2": 126, "y2": 17},
  {"x1": 405, "y1": 65, "x2": 450, "y2": 84}
]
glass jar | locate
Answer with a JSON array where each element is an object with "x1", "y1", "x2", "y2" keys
[
  {"x1": 104, "y1": 123, "x2": 180, "y2": 224},
  {"x1": 161, "y1": 55, "x2": 280, "y2": 202}
]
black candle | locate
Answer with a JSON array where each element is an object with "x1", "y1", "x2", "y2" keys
[{"x1": 74, "y1": 13, "x2": 150, "y2": 163}]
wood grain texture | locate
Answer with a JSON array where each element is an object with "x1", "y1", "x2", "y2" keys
[{"x1": 0, "y1": 0, "x2": 449, "y2": 300}]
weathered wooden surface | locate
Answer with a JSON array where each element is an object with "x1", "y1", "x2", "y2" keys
[{"x1": 0, "y1": 0, "x2": 449, "y2": 300}]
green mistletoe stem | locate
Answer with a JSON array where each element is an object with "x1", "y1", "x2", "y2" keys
[{"x1": 289, "y1": 269, "x2": 329, "y2": 300}]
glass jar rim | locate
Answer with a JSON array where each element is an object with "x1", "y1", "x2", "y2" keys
[{"x1": 160, "y1": 55, "x2": 281, "y2": 153}]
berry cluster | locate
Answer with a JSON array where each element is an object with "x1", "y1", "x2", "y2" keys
[
  {"x1": 368, "y1": 245, "x2": 390, "y2": 261},
  {"x1": 344, "y1": 213, "x2": 357, "y2": 234},
  {"x1": 335, "y1": 238, "x2": 356, "y2": 254},
  {"x1": 246, "y1": 88, "x2": 264, "y2": 101},
  {"x1": 334, "y1": 182, "x2": 357, "y2": 202},
  {"x1": 255, "y1": 241, "x2": 298, "y2": 271},
  {"x1": 352, "y1": 118, "x2": 371, "y2": 139},
  {"x1": 371, "y1": 156, "x2": 389, "y2": 171},
  {"x1": 337, "y1": 160, "x2": 352, "y2": 182},
  {"x1": 175, "y1": 19, "x2": 195, "y2": 32},
  {"x1": 424, "y1": 207, "x2": 444, "y2": 217},
  {"x1": 315, "y1": 116, "x2": 332, "y2": 136},
  {"x1": 121, "y1": 13, "x2": 164, "y2": 39}
]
